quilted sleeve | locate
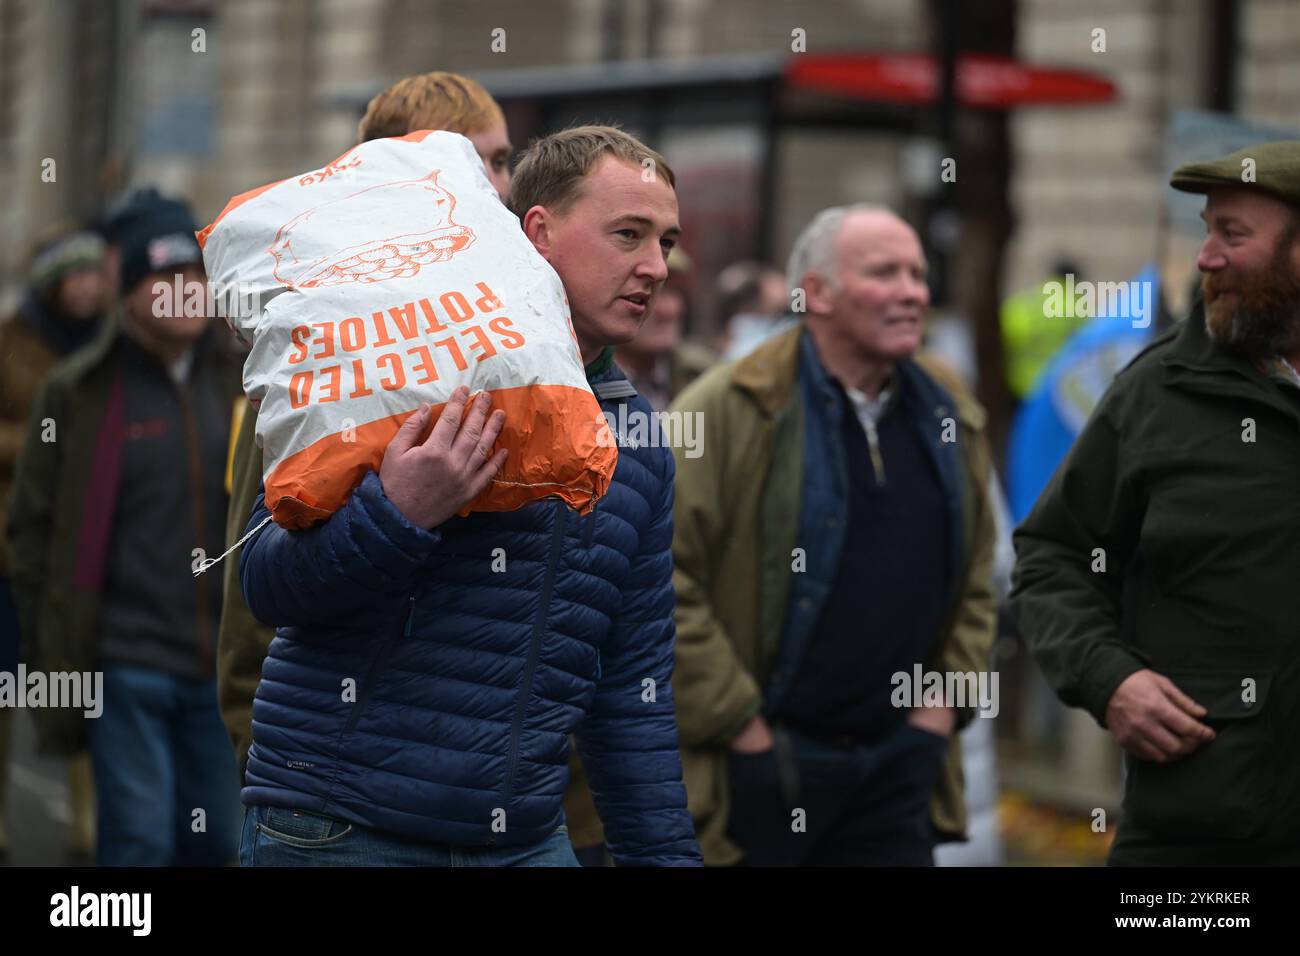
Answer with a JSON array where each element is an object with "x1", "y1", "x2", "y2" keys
[
  {"x1": 239, "y1": 469, "x2": 442, "y2": 631},
  {"x1": 574, "y1": 446, "x2": 703, "y2": 866}
]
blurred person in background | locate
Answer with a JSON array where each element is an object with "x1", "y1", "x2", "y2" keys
[
  {"x1": 7, "y1": 193, "x2": 244, "y2": 866},
  {"x1": 1012, "y1": 141, "x2": 1300, "y2": 866},
  {"x1": 999, "y1": 257, "x2": 1090, "y2": 402},
  {"x1": 714, "y1": 260, "x2": 792, "y2": 361},
  {"x1": 0, "y1": 225, "x2": 108, "y2": 862},
  {"x1": 614, "y1": 246, "x2": 715, "y2": 412},
  {"x1": 569, "y1": 240, "x2": 712, "y2": 864},
  {"x1": 669, "y1": 204, "x2": 997, "y2": 865},
  {"x1": 218, "y1": 70, "x2": 515, "y2": 791}
]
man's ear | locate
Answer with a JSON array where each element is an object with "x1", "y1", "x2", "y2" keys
[
  {"x1": 522, "y1": 206, "x2": 553, "y2": 260},
  {"x1": 801, "y1": 271, "x2": 835, "y2": 316}
]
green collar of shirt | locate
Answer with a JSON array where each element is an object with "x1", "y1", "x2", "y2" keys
[{"x1": 584, "y1": 346, "x2": 614, "y2": 379}]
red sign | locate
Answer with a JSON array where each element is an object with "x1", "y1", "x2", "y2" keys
[{"x1": 785, "y1": 53, "x2": 1117, "y2": 109}]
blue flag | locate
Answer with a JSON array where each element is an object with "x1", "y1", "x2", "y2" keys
[{"x1": 1006, "y1": 264, "x2": 1158, "y2": 523}]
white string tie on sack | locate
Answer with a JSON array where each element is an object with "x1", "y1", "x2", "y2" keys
[{"x1": 192, "y1": 514, "x2": 274, "y2": 577}]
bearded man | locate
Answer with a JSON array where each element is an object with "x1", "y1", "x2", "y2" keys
[{"x1": 1011, "y1": 141, "x2": 1300, "y2": 865}]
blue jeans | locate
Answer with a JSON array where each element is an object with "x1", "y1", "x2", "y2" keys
[
  {"x1": 240, "y1": 805, "x2": 580, "y2": 867},
  {"x1": 88, "y1": 663, "x2": 241, "y2": 866}
]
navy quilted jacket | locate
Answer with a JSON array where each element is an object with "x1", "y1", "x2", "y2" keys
[{"x1": 238, "y1": 361, "x2": 702, "y2": 866}]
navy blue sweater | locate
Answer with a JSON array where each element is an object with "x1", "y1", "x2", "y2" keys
[{"x1": 772, "y1": 378, "x2": 950, "y2": 739}]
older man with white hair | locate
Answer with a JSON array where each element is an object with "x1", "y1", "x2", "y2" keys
[{"x1": 666, "y1": 204, "x2": 998, "y2": 865}]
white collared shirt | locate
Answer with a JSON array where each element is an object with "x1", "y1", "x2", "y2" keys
[
  {"x1": 168, "y1": 347, "x2": 196, "y2": 386},
  {"x1": 842, "y1": 380, "x2": 895, "y2": 484}
]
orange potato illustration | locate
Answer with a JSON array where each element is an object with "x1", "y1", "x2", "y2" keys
[{"x1": 268, "y1": 169, "x2": 475, "y2": 288}]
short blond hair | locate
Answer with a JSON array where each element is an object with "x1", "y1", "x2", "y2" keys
[
  {"x1": 509, "y1": 124, "x2": 675, "y2": 218},
  {"x1": 358, "y1": 71, "x2": 505, "y2": 142}
]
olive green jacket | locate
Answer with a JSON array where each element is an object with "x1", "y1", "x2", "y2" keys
[
  {"x1": 1011, "y1": 305, "x2": 1300, "y2": 852},
  {"x1": 218, "y1": 402, "x2": 270, "y2": 775},
  {"x1": 664, "y1": 324, "x2": 998, "y2": 864},
  {"x1": 0, "y1": 315, "x2": 61, "y2": 576}
]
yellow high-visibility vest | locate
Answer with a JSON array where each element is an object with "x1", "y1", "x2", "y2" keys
[{"x1": 1000, "y1": 276, "x2": 1091, "y2": 398}]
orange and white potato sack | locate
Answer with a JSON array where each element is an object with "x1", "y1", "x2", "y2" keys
[{"x1": 199, "y1": 130, "x2": 616, "y2": 530}]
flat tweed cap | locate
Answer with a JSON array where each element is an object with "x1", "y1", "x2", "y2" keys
[{"x1": 1170, "y1": 140, "x2": 1300, "y2": 207}]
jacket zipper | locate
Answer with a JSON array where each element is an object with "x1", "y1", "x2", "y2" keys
[
  {"x1": 581, "y1": 501, "x2": 599, "y2": 548},
  {"x1": 861, "y1": 416, "x2": 887, "y2": 485},
  {"x1": 493, "y1": 500, "x2": 567, "y2": 844},
  {"x1": 340, "y1": 592, "x2": 415, "y2": 739}
]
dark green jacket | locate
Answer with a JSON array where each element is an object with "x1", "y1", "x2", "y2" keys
[
  {"x1": 1011, "y1": 303, "x2": 1300, "y2": 857},
  {"x1": 7, "y1": 315, "x2": 243, "y2": 755}
]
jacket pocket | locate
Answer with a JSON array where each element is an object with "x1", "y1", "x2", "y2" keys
[{"x1": 1124, "y1": 669, "x2": 1274, "y2": 841}]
